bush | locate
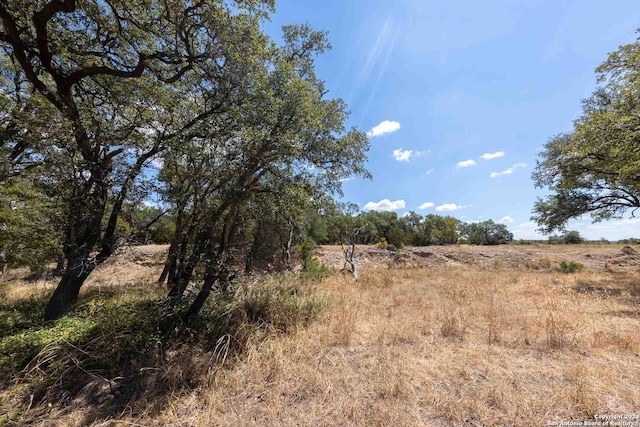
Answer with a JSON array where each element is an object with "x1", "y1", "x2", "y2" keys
[
  {"x1": 375, "y1": 238, "x2": 389, "y2": 248},
  {"x1": 300, "y1": 257, "x2": 332, "y2": 281},
  {"x1": 298, "y1": 238, "x2": 332, "y2": 281},
  {"x1": 558, "y1": 261, "x2": 585, "y2": 273}
]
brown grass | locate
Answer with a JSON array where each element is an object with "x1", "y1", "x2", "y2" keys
[
  {"x1": 76, "y1": 264, "x2": 637, "y2": 427},
  {"x1": 4, "y1": 245, "x2": 640, "y2": 426}
]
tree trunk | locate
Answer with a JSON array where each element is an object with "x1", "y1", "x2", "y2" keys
[
  {"x1": 52, "y1": 254, "x2": 66, "y2": 276},
  {"x1": 185, "y1": 261, "x2": 231, "y2": 319},
  {"x1": 158, "y1": 263, "x2": 169, "y2": 285},
  {"x1": 283, "y1": 224, "x2": 293, "y2": 271},
  {"x1": 165, "y1": 241, "x2": 205, "y2": 305},
  {"x1": 166, "y1": 260, "x2": 196, "y2": 303},
  {"x1": 158, "y1": 240, "x2": 178, "y2": 287},
  {"x1": 45, "y1": 178, "x2": 107, "y2": 320},
  {"x1": 44, "y1": 257, "x2": 94, "y2": 320},
  {"x1": 244, "y1": 243, "x2": 254, "y2": 275},
  {"x1": 184, "y1": 272, "x2": 217, "y2": 320}
]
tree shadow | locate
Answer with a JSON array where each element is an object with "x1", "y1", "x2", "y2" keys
[
  {"x1": 1, "y1": 275, "x2": 320, "y2": 425},
  {"x1": 0, "y1": 288, "x2": 238, "y2": 426},
  {"x1": 573, "y1": 273, "x2": 640, "y2": 319}
]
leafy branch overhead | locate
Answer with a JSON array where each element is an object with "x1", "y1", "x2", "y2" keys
[{"x1": 532, "y1": 33, "x2": 640, "y2": 233}]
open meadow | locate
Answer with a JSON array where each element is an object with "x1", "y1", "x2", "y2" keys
[{"x1": 1, "y1": 243, "x2": 639, "y2": 426}]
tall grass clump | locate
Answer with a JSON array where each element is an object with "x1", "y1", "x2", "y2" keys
[{"x1": 238, "y1": 276, "x2": 329, "y2": 333}]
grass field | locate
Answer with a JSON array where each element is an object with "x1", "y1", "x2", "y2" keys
[{"x1": 1, "y1": 244, "x2": 639, "y2": 426}]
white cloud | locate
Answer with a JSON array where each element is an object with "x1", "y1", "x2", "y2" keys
[
  {"x1": 425, "y1": 169, "x2": 434, "y2": 175},
  {"x1": 435, "y1": 203, "x2": 469, "y2": 212},
  {"x1": 392, "y1": 149, "x2": 429, "y2": 162},
  {"x1": 456, "y1": 159, "x2": 477, "y2": 168},
  {"x1": 480, "y1": 151, "x2": 505, "y2": 160},
  {"x1": 363, "y1": 199, "x2": 406, "y2": 211},
  {"x1": 367, "y1": 120, "x2": 401, "y2": 137},
  {"x1": 490, "y1": 163, "x2": 527, "y2": 178},
  {"x1": 393, "y1": 149, "x2": 412, "y2": 161},
  {"x1": 498, "y1": 215, "x2": 515, "y2": 224},
  {"x1": 418, "y1": 202, "x2": 435, "y2": 210}
]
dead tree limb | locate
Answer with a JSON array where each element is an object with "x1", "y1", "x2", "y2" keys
[{"x1": 340, "y1": 226, "x2": 365, "y2": 279}]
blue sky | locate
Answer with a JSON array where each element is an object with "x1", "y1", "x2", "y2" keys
[{"x1": 265, "y1": 0, "x2": 640, "y2": 240}]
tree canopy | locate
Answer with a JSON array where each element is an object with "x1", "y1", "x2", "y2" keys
[
  {"x1": 459, "y1": 220, "x2": 513, "y2": 246},
  {"x1": 532, "y1": 33, "x2": 640, "y2": 233}
]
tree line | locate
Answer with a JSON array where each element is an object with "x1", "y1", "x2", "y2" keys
[{"x1": 303, "y1": 206, "x2": 514, "y2": 247}]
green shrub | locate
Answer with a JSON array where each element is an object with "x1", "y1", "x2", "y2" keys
[
  {"x1": 558, "y1": 260, "x2": 585, "y2": 273},
  {"x1": 301, "y1": 256, "x2": 332, "y2": 281},
  {"x1": 298, "y1": 238, "x2": 332, "y2": 281}
]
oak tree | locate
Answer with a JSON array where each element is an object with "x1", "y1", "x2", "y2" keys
[
  {"x1": 0, "y1": 0, "x2": 274, "y2": 319},
  {"x1": 533, "y1": 34, "x2": 640, "y2": 233}
]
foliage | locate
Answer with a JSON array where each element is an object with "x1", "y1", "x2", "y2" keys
[
  {"x1": 157, "y1": 24, "x2": 369, "y2": 317},
  {"x1": 548, "y1": 235, "x2": 565, "y2": 245},
  {"x1": 310, "y1": 207, "x2": 464, "y2": 247},
  {"x1": 459, "y1": 220, "x2": 513, "y2": 245},
  {"x1": 0, "y1": 177, "x2": 63, "y2": 270},
  {"x1": 297, "y1": 238, "x2": 331, "y2": 281},
  {"x1": 300, "y1": 257, "x2": 333, "y2": 281},
  {"x1": 558, "y1": 261, "x2": 585, "y2": 273},
  {"x1": 562, "y1": 230, "x2": 585, "y2": 244},
  {"x1": 387, "y1": 228, "x2": 406, "y2": 248},
  {"x1": 422, "y1": 214, "x2": 461, "y2": 245},
  {"x1": 533, "y1": 33, "x2": 640, "y2": 233},
  {"x1": 375, "y1": 238, "x2": 390, "y2": 248}
]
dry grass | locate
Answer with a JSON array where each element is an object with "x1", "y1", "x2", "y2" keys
[
  {"x1": 3, "y1": 245, "x2": 639, "y2": 426},
  {"x1": 76, "y1": 264, "x2": 638, "y2": 427}
]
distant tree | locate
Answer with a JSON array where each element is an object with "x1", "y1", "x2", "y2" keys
[
  {"x1": 400, "y1": 211, "x2": 430, "y2": 245},
  {"x1": 562, "y1": 230, "x2": 585, "y2": 244},
  {"x1": 361, "y1": 211, "x2": 399, "y2": 244},
  {"x1": 387, "y1": 227, "x2": 406, "y2": 248},
  {"x1": 460, "y1": 220, "x2": 513, "y2": 245},
  {"x1": 304, "y1": 208, "x2": 329, "y2": 245},
  {"x1": 532, "y1": 33, "x2": 640, "y2": 233},
  {"x1": 423, "y1": 214, "x2": 460, "y2": 245}
]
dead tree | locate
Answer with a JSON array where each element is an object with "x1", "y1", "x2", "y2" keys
[
  {"x1": 340, "y1": 226, "x2": 365, "y2": 279},
  {"x1": 281, "y1": 220, "x2": 295, "y2": 271},
  {"x1": 0, "y1": 246, "x2": 6, "y2": 279}
]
